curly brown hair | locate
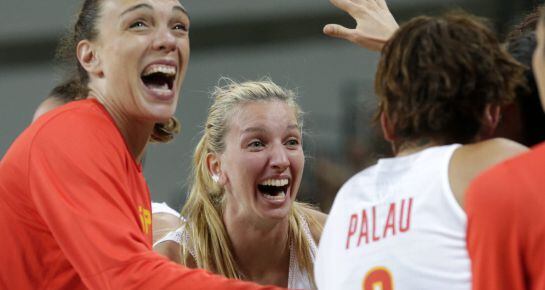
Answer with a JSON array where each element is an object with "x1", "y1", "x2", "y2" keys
[{"x1": 375, "y1": 12, "x2": 525, "y2": 145}]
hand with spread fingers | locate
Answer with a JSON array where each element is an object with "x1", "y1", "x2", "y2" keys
[{"x1": 324, "y1": 0, "x2": 399, "y2": 51}]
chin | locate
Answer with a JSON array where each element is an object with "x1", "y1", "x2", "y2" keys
[
  {"x1": 260, "y1": 205, "x2": 292, "y2": 221},
  {"x1": 143, "y1": 104, "x2": 177, "y2": 123}
]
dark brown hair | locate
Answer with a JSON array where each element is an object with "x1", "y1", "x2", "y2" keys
[
  {"x1": 48, "y1": 79, "x2": 85, "y2": 102},
  {"x1": 375, "y1": 12, "x2": 525, "y2": 145},
  {"x1": 55, "y1": 0, "x2": 180, "y2": 143},
  {"x1": 507, "y1": 33, "x2": 545, "y2": 145},
  {"x1": 506, "y1": 6, "x2": 542, "y2": 41}
]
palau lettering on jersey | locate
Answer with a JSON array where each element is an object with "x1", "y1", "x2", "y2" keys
[{"x1": 346, "y1": 197, "x2": 413, "y2": 250}]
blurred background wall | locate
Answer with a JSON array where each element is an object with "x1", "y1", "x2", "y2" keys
[{"x1": 0, "y1": 0, "x2": 541, "y2": 212}]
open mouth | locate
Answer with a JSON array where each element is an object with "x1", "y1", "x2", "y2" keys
[
  {"x1": 257, "y1": 178, "x2": 289, "y2": 201},
  {"x1": 141, "y1": 64, "x2": 176, "y2": 93}
]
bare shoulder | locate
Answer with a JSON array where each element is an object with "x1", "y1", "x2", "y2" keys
[
  {"x1": 152, "y1": 212, "x2": 183, "y2": 244},
  {"x1": 300, "y1": 206, "x2": 328, "y2": 244},
  {"x1": 453, "y1": 138, "x2": 528, "y2": 177},
  {"x1": 467, "y1": 138, "x2": 528, "y2": 161},
  {"x1": 153, "y1": 212, "x2": 183, "y2": 228},
  {"x1": 449, "y1": 138, "x2": 528, "y2": 209}
]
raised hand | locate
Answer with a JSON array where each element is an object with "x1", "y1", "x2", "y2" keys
[{"x1": 324, "y1": 0, "x2": 399, "y2": 51}]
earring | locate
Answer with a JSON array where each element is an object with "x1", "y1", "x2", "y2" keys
[{"x1": 212, "y1": 175, "x2": 219, "y2": 183}]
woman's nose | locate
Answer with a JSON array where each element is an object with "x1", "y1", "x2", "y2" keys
[
  {"x1": 270, "y1": 144, "x2": 290, "y2": 171},
  {"x1": 152, "y1": 26, "x2": 177, "y2": 52}
]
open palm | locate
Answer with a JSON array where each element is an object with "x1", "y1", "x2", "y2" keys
[{"x1": 324, "y1": 0, "x2": 399, "y2": 51}]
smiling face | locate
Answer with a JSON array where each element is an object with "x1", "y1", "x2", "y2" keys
[
  {"x1": 219, "y1": 100, "x2": 305, "y2": 221},
  {"x1": 91, "y1": 0, "x2": 190, "y2": 123},
  {"x1": 534, "y1": 17, "x2": 545, "y2": 111}
]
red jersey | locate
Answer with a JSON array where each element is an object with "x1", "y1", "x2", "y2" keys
[
  {"x1": 0, "y1": 99, "x2": 281, "y2": 290},
  {"x1": 466, "y1": 142, "x2": 545, "y2": 290}
]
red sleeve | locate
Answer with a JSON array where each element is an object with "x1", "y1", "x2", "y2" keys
[
  {"x1": 27, "y1": 114, "x2": 283, "y2": 290},
  {"x1": 465, "y1": 164, "x2": 525, "y2": 290}
]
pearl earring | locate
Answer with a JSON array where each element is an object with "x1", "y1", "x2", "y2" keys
[{"x1": 212, "y1": 175, "x2": 219, "y2": 183}]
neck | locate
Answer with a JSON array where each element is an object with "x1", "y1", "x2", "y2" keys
[
  {"x1": 394, "y1": 138, "x2": 438, "y2": 157},
  {"x1": 88, "y1": 91, "x2": 154, "y2": 163},
  {"x1": 223, "y1": 203, "x2": 290, "y2": 285}
]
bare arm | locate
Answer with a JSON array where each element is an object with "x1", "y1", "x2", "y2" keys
[{"x1": 323, "y1": 0, "x2": 399, "y2": 51}]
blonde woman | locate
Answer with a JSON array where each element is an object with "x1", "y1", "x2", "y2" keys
[{"x1": 154, "y1": 79, "x2": 327, "y2": 289}]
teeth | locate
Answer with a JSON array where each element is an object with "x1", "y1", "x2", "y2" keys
[
  {"x1": 148, "y1": 83, "x2": 171, "y2": 93},
  {"x1": 263, "y1": 191, "x2": 286, "y2": 201},
  {"x1": 142, "y1": 64, "x2": 176, "y2": 77},
  {"x1": 260, "y1": 178, "x2": 288, "y2": 186}
]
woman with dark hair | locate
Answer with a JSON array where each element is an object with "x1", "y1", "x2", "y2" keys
[
  {"x1": 0, "y1": 1, "x2": 282, "y2": 289},
  {"x1": 466, "y1": 8, "x2": 545, "y2": 290},
  {"x1": 493, "y1": 6, "x2": 545, "y2": 147},
  {"x1": 315, "y1": 1, "x2": 527, "y2": 289}
]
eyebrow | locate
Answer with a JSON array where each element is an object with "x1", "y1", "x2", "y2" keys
[
  {"x1": 242, "y1": 124, "x2": 300, "y2": 134},
  {"x1": 242, "y1": 127, "x2": 266, "y2": 134},
  {"x1": 287, "y1": 124, "x2": 300, "y2": 130},
  {"x1": 120, "y1": 3, "x2": 190, "y2": 19},
  {"x1": 120, "y1": 3, "x2": 152, "y2": 17}
]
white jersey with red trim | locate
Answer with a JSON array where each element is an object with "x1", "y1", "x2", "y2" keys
[{"x1": 315, "y1": 144, "x2": 470, "y2": 290}]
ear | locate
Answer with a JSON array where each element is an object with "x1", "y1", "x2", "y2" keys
[
  {"x1": 480, "y1": 104, "x2": 501, "y2": 139},
  {"x1": 206, "y1": 152, "x2": 226, "y2": 185},
  {"x1": 380, "y1": 112, "x2": 396, "y2": 143},
  {"x1": 76, "y1": 40, "x2": 103, "y2": 77}
]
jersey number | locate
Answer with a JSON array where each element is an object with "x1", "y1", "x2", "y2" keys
[{"x1": 363, "y1": 267, "x2": 393, "y2": 290}]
